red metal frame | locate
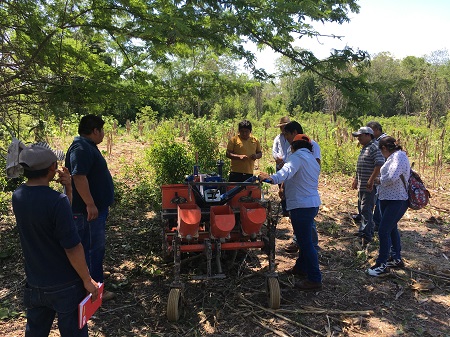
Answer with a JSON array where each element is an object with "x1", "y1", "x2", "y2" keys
[
  {"x1": 168, "y1": 241, "x2": 265, "y2": 253},
  {"x1": 161, "y1": 180, "x2": 273, "y2": 281}
]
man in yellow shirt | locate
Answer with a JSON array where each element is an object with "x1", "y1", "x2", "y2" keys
[{"x1": 226, "y1": 120, "x2": 262, "y2": 182}]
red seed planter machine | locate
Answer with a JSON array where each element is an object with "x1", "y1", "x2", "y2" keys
[{"x1": 161, "y1": 161, "x2": 280, "y2": 321}]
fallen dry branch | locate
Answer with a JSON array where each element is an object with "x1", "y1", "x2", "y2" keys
[
  {"x1": 0, "y1": 277, "x2": 25, "y2": 301},
  {"x1": 278, "y1": 308, "x2": 374, "y2": 316},
  {"x1": 428, "y1": 204, "x2": 450, "y2": 213},
  {"x1": 101, "y1": 293, "x2": 157, "y2": 314},
  {"x1": 337, "y1": 236, "x2": 358, "y2": 241},
  {"x1": 101, "y1": 302, "x2": 138, "y2": 314},
  {"x1": 251, "y1": 313, "x2": 292, "y2": 337},
  {"x1": 238, "y1": 294, "x2": 326, "y2": 336},
  {"x1": 267, "y1": 311, "x2": 327, "y2": 336},
  {"x1": 404, "y1": 267, "x2": 450, "y2": 283}
]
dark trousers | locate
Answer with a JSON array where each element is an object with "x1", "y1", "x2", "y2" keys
[
  {"x1": 376, "y1": 199, "x2": 409, "y2": 264},
  {"x1": 228, "y1": 172, "x2": 253, "y2": 182},
  {"x1": 373, "y1": 197, "x2": 382, "y2": 229},
  {"x1": 290, "y1": 207, "x2": 321, "y2": 283},
  {"x1": 24, "y1": 280, "x2": 87, "y2": 337},
  {"x1": 74, "y1": 209, "x2": 109, "y2": 283},
  {"x1": 357, "y1": 189, "x2": 376, "y2": 241}
]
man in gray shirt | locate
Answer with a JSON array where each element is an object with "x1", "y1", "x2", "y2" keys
[{"x1": 351, "y1": 126, "x2": 385, "y2": 245}]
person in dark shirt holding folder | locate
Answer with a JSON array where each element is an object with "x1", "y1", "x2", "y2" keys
[{"x1": 12, "y1": 144, "x2": 98, "y2": 337}]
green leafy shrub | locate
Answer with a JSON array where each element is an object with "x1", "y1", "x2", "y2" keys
[
  {"x1": 218, "y1": 148, "x2": 231, "y2": 178},
  {"x1": 112, "y1": 176, "x2": 158, "y2": 212},
  {"x1": 188, "y1": 118, "x2": 221, "y2": 174},
  {"x1": 0, "y1": 172, "x2": 6, "y2": 191},
  {"x1": 0, "y1": 191, "x2": 11, "y2": 216},
  {"x1": 321, "y1": 141, "x2": 358, "y2": 175},
  {"x1": 146, "y1": 124, "x2": 193, "y2": 185}
]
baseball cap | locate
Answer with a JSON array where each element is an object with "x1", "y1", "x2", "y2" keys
[
  {"x1": 19, "y1": 145, "x2": 58, "y2": 171},
  {"x1": 352, "y1": 126, "x2": 374, "y2": 136},
  {"x1": 292, "y1": 134, "x2": 311, "y2": 143}
]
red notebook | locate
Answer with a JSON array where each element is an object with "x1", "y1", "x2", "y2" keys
[{"x1": 78, "y1": 282, "x2": 104, "y2": 329}]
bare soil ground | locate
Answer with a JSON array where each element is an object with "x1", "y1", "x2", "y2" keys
[{"x1": 1, "y1": 139, "x2": 449, "y2": 337}]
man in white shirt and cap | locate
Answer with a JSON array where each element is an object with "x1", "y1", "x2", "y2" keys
[{"x1": 272, "y1": 116, "x2": 291, "y2": 216}]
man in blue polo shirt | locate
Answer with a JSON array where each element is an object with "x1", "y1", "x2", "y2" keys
[
  {"x1": 65, "y1": 115, "x2": 114, "y2": 300},
  {"x1": 12, "y1": 144, "x2": 98, "y2": 336}
]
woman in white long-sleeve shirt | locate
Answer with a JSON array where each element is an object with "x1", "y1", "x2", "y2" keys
[
  {"x1": 367, "y1": 136, "x2": 410, "y2": 277},
  {"x1": 259, "y1": 134, "x2": 322, "y2": 291}
]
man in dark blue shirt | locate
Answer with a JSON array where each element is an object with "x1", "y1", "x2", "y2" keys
[
  {"x1": 13, "y1": 145, "x2": 98, "y2": 336},
  {"x1": 65, "y1": 115, "x2": 114, "y2": 300}
]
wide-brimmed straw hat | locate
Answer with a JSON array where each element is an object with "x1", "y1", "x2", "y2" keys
[{"x1": 276, "y1": 116, "x2": 290, "y2": 127}]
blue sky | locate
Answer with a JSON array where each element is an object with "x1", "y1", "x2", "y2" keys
[{"x1": 251, "y1": 0, "x2": 450, "y2": 72}]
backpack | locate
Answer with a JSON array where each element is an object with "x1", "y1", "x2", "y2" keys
[{"x1": 401, "y1": 169, "x2": 431, "y2": 210}]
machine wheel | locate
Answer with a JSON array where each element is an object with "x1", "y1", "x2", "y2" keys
[
  {"x1": 167, "y1": 288, "x2": 183, "y2": 321},
  {"x1": 266, "y1": 277, "x2": 281, "y2": 309}
]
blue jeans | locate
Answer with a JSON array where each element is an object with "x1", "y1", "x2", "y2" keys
[
  {"x1": 74, "y1": 209, "x2": 108, "y2": 283},
  {"x1": 358, "y1": 190, "x2": 376, "y2": 241},
  {"x1": 292, "y1": 222, "x2": 319, "y2": 251},
  {"x1": 24, "y1": 280, "x2": 87, "y2": 337},
  {"x1": 290, "y1": 207, "x2": 321, "y2": 283},
  {"x1": 376, "y1": 199, "x2": 409, "y2": 265}
]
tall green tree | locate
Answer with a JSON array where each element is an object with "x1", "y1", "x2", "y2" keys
[
  {"x1": 400, "y1": 54, "x2": 450, "y2": 125},
  {"x1": 276, "y1": 51, "x2": 370, "y2": 124},
  {"x1": 365, "y1": 52, "x2": 406, "y2": 116},
  {"x1": 1, "y1": 0, "x2": 369, "y2": 130},
  {"x1": 287, "y1": 72, "x2": 324, "y2": 113}
]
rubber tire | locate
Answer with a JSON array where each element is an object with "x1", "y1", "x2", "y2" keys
[
  {"x1": 167, "y1": 288, "x2": 182, "y2": 321},
  {"x1": 267, "y1": 278, "x2": 281, "y2": 309}
]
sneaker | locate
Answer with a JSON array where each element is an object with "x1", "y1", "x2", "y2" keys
[
  {"x1": 294, "y1": 279, "x2": 322, "y2": 291},
  {"x1": 285, "y1": 241, "x2": 299, "y2": 253},
  {"x1": 386, "y1": 258, "x2": 405, "y2": 268},
  {"x1": 367, "y1": 263, "x2": 389, "y2": 277}
]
